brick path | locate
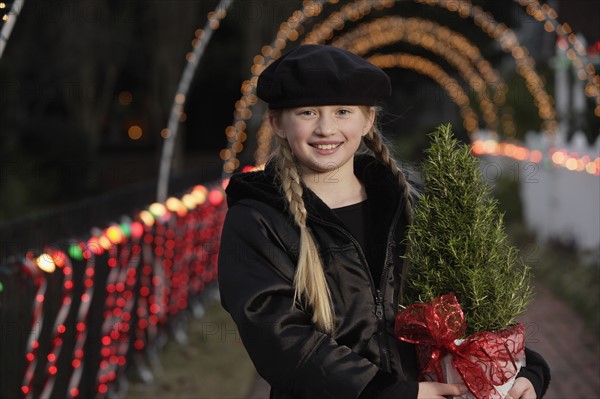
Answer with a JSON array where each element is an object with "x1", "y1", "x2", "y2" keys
[{"x1": 245, "y1": 283, "x2": 600, "y2": 398}]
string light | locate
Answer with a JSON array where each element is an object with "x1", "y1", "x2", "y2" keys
[
  {"x1": 330, "y1": 16, "x2": 505, "y2": 128},
  {"x1": 370, "y1": 53, "x2": 479, "y2": 132},
  {"x1": 21, "y1": 255, "x2": 48, "y2": 399},
  {"x1": 64, "y1": 242, "x2": 96, "y2": 398},
  {"x1": 96, "y1": 228, "x2": 140, "y2": 396},
  {"x1": 415, "y1": 0, "x2": 558, "y2": 135},
  {"x1": 157, "y1": 0, "x2": 234, "y2": 202},
  {"x1": 516, "y1": 0, "x2": 599, "y2": 113},
  {"x1": 39, "y1": 250, "x2": 74, "y2": 399},
  {"x1": 471, "y1": 139, "x2": 600, "y2": 176}
]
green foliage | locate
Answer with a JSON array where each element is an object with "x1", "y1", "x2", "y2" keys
[{"x1": 403, "y1": 124, "x2": 532, "y2": 335}]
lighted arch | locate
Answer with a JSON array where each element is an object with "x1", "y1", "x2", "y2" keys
[
  {"x1": 414, "y1": 0, "x2": 558, "y2": 132},
  {"x1": 221, "y1": 0, "x2": 573, "y2": 173},
  {"x1": 304, "y1": 0, "x2": 558, "y2": 133},
  {"x1": 369, "y1": 54, "x2": 479, "y2": 132},
  {"x1": 329, "y1": 16, "x2": 506, "y2": 129}
]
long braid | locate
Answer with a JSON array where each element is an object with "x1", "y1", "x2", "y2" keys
[
  {"x1": 363, "y1": 127, "x2": 415, "y2": 224},
  {"x1": 362, "y1": 123, "x2": 418, "y2": 306},
  {"x1": 274, "y1": 137, "x2": 335, "y2": 334}
]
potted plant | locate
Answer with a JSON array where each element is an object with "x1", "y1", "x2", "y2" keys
[{"x1": 395, "y1": 124, "x2": 532, "y2": 399}]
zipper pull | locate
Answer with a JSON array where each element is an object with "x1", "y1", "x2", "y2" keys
[{"x1": 375, "y1": 289, "x2": 384, "y2": 319}]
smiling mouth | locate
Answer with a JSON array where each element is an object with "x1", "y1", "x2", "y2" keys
[{"x1": 310, "y1": 143, "x2": 341, "y2": 150}]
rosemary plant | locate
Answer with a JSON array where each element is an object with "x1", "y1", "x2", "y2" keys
[{"x1": 402, "y1": 124, "x2": 532, "y2": 336}]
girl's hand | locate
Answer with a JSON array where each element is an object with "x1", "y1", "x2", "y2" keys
[
  {"x1": 506, "y1": 377, "x2": 537, "y2": 399},
  {"x1": 417, "y1": 381, "x2": 468, "y2": 399}
]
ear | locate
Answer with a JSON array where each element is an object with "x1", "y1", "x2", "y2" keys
[
  {"x1": 362, "y1": 107, "x2": 376, "y2": 136},
  {"x1": 269, "y1": 115, "x2": 285, "y2": 139}
]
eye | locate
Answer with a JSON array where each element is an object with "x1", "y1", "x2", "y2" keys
[
  {"x1": 296, "y1": 109, "x2": 316, "y2": 116},
  {"x1": 337, "y1": 108, "x2": 352, "y2": 115}
]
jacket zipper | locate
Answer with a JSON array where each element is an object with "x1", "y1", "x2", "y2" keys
[
  {"x1": 308, "y1": 200, "x2": 402, "y2": 373},
  {"x1": 376, "y1": 202, "x2": 402, "y2": 372}
]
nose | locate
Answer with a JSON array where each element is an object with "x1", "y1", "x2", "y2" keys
[{"x1": 314, "y1": 113, "x2": 337, "y2": 136}]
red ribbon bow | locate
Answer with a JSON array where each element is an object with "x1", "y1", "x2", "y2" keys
[{"x1": 395, "y1": 294, "x2": 525, "y2": 399}]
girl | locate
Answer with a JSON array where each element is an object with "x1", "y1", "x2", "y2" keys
[{"x1": 218, "y1": 45, "x2": 549, "y2": 399}]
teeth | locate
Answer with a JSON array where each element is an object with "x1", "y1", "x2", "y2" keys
[{"x1": 314, "y1": 144, "x2": 340, "y2": 150}]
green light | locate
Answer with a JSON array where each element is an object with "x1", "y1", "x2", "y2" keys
[
  {"x1": 120, "y1": 222, "x2": 131, "y2": 238},
  {"x1": 68, "y1": 244, "x2": 84, "y2": 261},
  {"x1": 0, "y1": 281, "x2": 4, "y2": 293}
]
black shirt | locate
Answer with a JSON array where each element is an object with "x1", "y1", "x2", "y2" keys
[{"x1": 332, "y1": 199, "x2": 384, "y2": 287}]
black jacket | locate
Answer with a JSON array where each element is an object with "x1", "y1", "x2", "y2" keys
[{"x1": 218, "y1": 154, "x2": 549, "y2": 399}]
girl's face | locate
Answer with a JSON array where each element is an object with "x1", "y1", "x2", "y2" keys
[{"x1": 271, "y1": 105, "x2": 375, "y2": 175}]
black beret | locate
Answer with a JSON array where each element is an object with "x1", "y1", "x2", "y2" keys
[{"x1": 257, "y1": 45, "x2": 391, "y2": 109}]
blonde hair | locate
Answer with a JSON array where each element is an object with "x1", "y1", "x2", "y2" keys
[{"x1": 270, "y1": 107, "x2": 414, "y2": 334}]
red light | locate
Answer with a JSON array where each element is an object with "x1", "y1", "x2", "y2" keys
[
  {"x1": 108, "y1": 258, "x2": 117, "y2": 268},
  {"x1": 48, "y1": 366, "x2": 58, "y2": 375},
  {"x1": 81, "y1": 293, "x2": 90, "y2": 302},
  {"x1": 98, "y1": 384, "x2": 108, "y2": 394},
  {"x1": 47, "y1": 353, "x2": 56, "y2": 362},
  {"x1": 26, "y1": 353, "x2": 34, "y2": 361},
  {"x1": 130, "y1": 221, "x2": 144, "y2": 239},
  {"x1": 87, "y1": 238, "x2": 104, "y2": 255},
  {"x1": 70, "y1": 387, "x2": 79, "y2": 397},
  {"x1": 36, "y1": 294, "x2": 45, "y2": 303},
  {"x1": 52, "y1": 251, "x2": 66, "y2": 268},
  {"x1": 72, "y1": 359, "x2": 81, "y2": 368},
  {"x1": 101, "y1": 348, "x2": 111, "y2": 357},
  {"x1": 101, "y1": 336, "x2": 111, "y2": 346},
  {"x1": 21, "y1": 386, "x2": 29, "y2": 394},
  {"x1": 208, "y1": 189, "x2": 224, "y2": 206},
  {"x1": 32, "y1": 341, "x2": 39, "y2": 349},
  {"x1": 150, "y1": 304, "x2": 161, "y2": 314},
  {"x1": 138, "y1": 319, "x2": 149, "y2": 329},
  {"x1": 134, "y1": 339, "x2": 145, "y2": 350},
  {"x1": 57, "y1": 325, "x2": 66, "y2": 334},
  {"x1": 76, "y1": 323, "x2": 86, "y2": 333},
  {"x1": 75, "y1": 348, "x2": 84, "y2": 358},
  {"x1": 65, "y1": 281, "x2": 74, "y2": 290}
]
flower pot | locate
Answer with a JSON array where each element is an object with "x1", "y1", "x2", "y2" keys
[
  {"x1": 419, "y1": 332, "x2": 525, "y2": 399},
  {"x1": 395, "y1": 294, "x2": 526, "y2": 399}
]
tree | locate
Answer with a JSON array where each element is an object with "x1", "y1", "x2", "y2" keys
[{"x1": 402, "y1": 124, "x2": 532, "y2": 335}]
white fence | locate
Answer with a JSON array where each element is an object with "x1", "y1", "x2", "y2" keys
[{"x1": 520, "y1": 131, "x2": 599, "y2": 257}]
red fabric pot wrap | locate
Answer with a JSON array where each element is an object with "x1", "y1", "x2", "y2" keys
[{"x1": 395, "y1": 293, "x2": 525, "y2": 399}]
